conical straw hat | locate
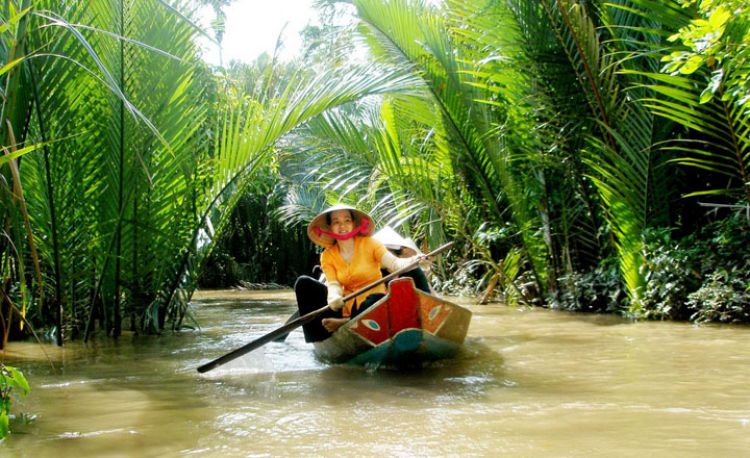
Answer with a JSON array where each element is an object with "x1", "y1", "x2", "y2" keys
[{"x1": 307, "y1": 204, "x2": 376, "y2": 247}]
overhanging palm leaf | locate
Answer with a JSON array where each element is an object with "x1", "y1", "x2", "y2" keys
[
  {"x1": 287, "y1": 95, "x2": 458, "y2": 244},
  {"x1": 613, "y1": 0, "x2": 749, "y2": 205},
  {"x1": 632, "y1": 71, "x2": 750, "y2": 205},
  {"x1": 147, "y1": 62, "x2": 423, "y2": 331}
]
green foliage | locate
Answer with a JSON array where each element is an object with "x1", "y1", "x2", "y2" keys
[
  {"x1": 435, "y1": 259, "x2": 485, "y2": 297},
  {"x1": 549, "y1": 257, "x2": 629, "y2": 314},
  {"x1": 686, "y1": 213, "x2": 750, "y2": 323},
  {"x1": 275, "y1": 0, "x2": 748, "y2": 321},
  {"x1": 1, "y1": 0, "x2": 46, "y2": 345},
  {"x1": 687, "y1": 270, "x2": 750, "y2": 323},
  {"x1": 640, "y1": 228, "x2": 702, "y2": 320},
  {"x1": 233, "y1": 0, "x2": 750, "y2": 325},
  {"x1": 200, "y1": 172, "x2": 316, "y2": 287},
  {"x1": 662, "y1": 0, "x2": 750, "y2": 108},
  {"x1": 2, "y1": 0, "x2": 422, "y2": 344},
  {"x1": 4, "y1": 0, "x2": 750, "y2": 337},
  {"x1": 640, "y1": 214, "x2": 750, "y2": 323},
  {"x1": 352, "y1": 0, "x2": 550, "y2": 294},
  {"x1": 623, "y1": 0, "x2": 750, "y2": 206},
  {"x1": 0, "y1": 363, "x2": 30, "y2": 440}
]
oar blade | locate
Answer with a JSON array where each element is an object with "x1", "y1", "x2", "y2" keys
[
  {"x1": 272, "y1": 310, "x2": 301, "y2": 343},
  {"x1": 196, "y1": 306, "x2": 324, "y2": 373}
]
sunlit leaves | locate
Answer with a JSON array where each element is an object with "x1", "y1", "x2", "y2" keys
[{"x1": 662, "y1": 1, "x2": 750, "y2": 108}]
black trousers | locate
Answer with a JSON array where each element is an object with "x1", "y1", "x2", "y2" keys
[
  {"x1": 398, "y1": 267, "x2": 431, "y2": 294},
  {"x1": 294, "y1": 268, "x2": 431, "y2": 343},
  {"x1": 294, "y1": 276, "x2": 383, "y2": 342}
]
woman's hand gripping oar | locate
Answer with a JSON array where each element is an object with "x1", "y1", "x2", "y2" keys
[{"x1": 196, "y1": 242, "x2": 453, "y2": 373}]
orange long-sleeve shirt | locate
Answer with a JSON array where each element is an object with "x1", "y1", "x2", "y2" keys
[{"x1": 320, "y1": 236, "x2": 387, "y2": 317}]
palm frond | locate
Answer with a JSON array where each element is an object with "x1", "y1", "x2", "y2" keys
[{"x1": 354, "y1": 0, "x2": 550, "y2": 290}]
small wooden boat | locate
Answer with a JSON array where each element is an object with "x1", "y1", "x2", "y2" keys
[{"x1": 313, "y1": 277, "x2": 472, "y2": 367}]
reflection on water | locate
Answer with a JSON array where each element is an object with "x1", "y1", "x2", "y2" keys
[{"x1": 2, "y1": 290, "x2": 750, "y2": 457}]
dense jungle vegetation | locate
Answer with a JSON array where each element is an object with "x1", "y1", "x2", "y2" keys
[{"x1": 2, "y1": 0, "x2": 750, "y2": 352}]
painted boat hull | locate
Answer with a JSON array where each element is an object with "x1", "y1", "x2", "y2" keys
[{"x1": 313, "y1": 277, "x2": 472, "y2": 367}]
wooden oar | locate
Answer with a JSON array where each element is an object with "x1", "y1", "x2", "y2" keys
[
  {"x1": 271, "y1": 310, "x2": 300, "y2": 342},
  {"x1": 196, "y1": 241, "x2": 454, "y2": 373}
]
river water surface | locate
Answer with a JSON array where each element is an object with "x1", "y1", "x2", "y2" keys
[{"x1": 2, "y1": 289, "x2": 749, "y2": 457}]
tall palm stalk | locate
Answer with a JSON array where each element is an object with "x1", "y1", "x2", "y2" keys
[
  {"x1": 14, "y1": 0, "x2": 208, "y2": 339},
  {"x1": 1, "y1": 0, "x2": 46, "y2": 346}
]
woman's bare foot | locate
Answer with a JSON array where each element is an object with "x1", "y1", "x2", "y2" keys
[{"x1": 322, "y1": 317, "x2": 349, "y2": 333}]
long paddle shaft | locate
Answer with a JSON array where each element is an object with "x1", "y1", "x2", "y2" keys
[{"x1": 196, "y1": 241, "x2": 454, "y2": 373}]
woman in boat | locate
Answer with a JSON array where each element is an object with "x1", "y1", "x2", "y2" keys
[{"x1": 295, "y1": 204, "x2": 425, "y2": 342}]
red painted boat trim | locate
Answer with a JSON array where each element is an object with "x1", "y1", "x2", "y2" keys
[{"x1": 349, "y1": 278, "x2": 452, "y2": 347}]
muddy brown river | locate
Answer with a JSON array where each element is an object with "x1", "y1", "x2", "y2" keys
[{"x1": 2, "y1": 289, "x2": 749, "y2": 457}]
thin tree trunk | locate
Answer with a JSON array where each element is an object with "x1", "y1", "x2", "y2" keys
[
  {"x1": 0, "y1": 280, "x2": 13, "y2": 350},
  {"x1": 112, "y1": 0, "x2": 127, "y2": 338},
  {"x1": 29, "y1": 62, "x2": 64, "y2": 346}
]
